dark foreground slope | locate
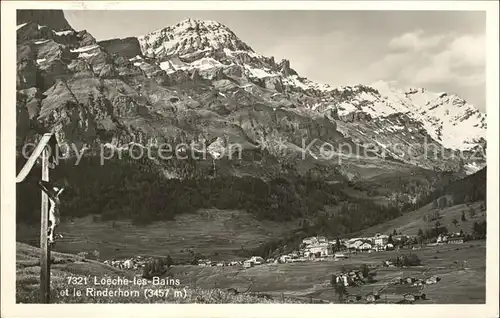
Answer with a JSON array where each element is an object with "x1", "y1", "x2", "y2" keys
[{"x1": 16, "y1": 242, "x2": 306, "y2": 303}]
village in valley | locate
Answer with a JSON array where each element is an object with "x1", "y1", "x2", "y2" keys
[
  {"x1": 92, "y1": 223, "x2": 485, "y2": 304},
  {"x1": 103, "y1": 228, "x2": 469, "y2": 271}
]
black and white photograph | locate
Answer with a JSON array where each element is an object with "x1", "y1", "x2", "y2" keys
[{"x1": 1, "y1": 1, "x2": 499, "y2": 317}]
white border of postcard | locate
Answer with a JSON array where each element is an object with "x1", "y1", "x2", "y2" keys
[{"x1": 2, "y1": 1, "x2": 499, "y2": 318}]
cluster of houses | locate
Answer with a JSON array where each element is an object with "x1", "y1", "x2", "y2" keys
[
  {"x1": 296, "y1": 233, "x2": 407, "y2": 256},
  {"x1": 197, "y1": 259, "x2": 241, "y2": 267},
  {"x1": 197, "y1": 256, "x2": 268, "y2": 268},
  {"x1": 343, "y1": 233, "x2": 407, "y2": 252},
  {"x1": 103, "y1": 256, "x2": 150, "y2": 270},
  {"x1": 390, "y1": 275, "x2": 441, "y2": 287},
  {"x1": 332, "y1": 269, "x2": 368, "y2": 287},
  {"x1": 436, "y1": 233, "x2": 465, "y2": 244}
]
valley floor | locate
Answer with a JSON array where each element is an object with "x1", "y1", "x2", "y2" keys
[
  {"x1": 16, "y1": 241, "x2": 485, "y2": 304},
  {"x1": 16, "y1": 203, "x2": 487, "y2": 304},
  {"x1": 170, "y1": 241, "x2": 486, "y2": 304}
]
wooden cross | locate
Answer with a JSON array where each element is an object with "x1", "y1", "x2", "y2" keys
[{"x1": 16, "y1": 133, "x2": 59, "y2": 303}]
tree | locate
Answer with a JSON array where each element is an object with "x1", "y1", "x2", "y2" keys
[
  {"x1": 392, "y1": 229, "x2": 398, "y2": 236},
  {"x1": 336, "y1": 237, "x2": 342, "y2": 251},
  {"x1": 472, "y1": 220, "x2": 487, "y2": 239},
  {"x1": 417, "y1": 228, "x2": 424, "y2": 237},
  {"x1": 432, "y1": 210, "x2": 440, "y2": 221},
  {"x1": 331, "y1": 277, "x2": 348, "y2": 303},
  {"x1": 438, "y1": 197, "x2": 447, "y2": 209},
  {"x1": 166, "y1": 255, "x2": 174, "y2": 267},
  {"x1": 432, "y1": 200, "x2": 438, "y2": 209},
  {"x1": 461, "y1": 211, "x2": 467, "y2": 222},
  {"x1": 397, "y1": 253, "x2": 421, "y2": 267},
  {"x1": 464, "y1": 194, "x2": 471, "y2": 203},
  {"x1": 468, "y1": 207, "x2": 475, "y2": 219},
  {"x1": 360, "y1": 264, "x2": 370, "y2": 278},
  {"x1": 142, "y1": 258, "x2": 166, "y2": 279},
  {"x1": 388, "y1": 234, "x2": 394, "y2": 244},
  {"x1": 452, "y1": 218, "x2": 459, "y2": 227}
]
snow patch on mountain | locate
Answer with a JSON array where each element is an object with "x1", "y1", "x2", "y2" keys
[
  {"x1": 369, "y1": 81, "x2": 486, "y2": 151},
  {"x1": 71, "y1": 44, "x2": 99, "y2": 53},
  {"x1": 53, "y1": 30, "x2": 74, "y2": 36},
  {"x1": 17, "y1": 23, "x2": 28, "y2": 30}
]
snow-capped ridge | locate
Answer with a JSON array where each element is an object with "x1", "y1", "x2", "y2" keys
[
  {"x1": 124, "y1": 19, "x2": 486, "y2": 154},
  {"x1": 138, "y1": 18, "x2": 255, "y2": 60}
]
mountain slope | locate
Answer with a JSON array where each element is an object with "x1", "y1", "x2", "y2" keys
[
  {"x1": 354, "y1": 167, "x2": 486, "y2": 237},
  {"x1": 16, "y1": 13, "x2": 486, "y2": 177},
  {"x1": 16, "y1": 11, "x2": 487, "y2": 229}
]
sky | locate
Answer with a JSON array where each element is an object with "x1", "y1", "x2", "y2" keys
[{"x1": 64, "y1": 10, "x2": 486, "y2": 112}]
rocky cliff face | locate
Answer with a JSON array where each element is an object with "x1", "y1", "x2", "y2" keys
[
  {"x1": 17, "y1": 9, "x2": 73, "y2": 31},
  {"x1": 15, "y1": 11, "x2": 486, "y2": 181},
  {"x1": 98, "y1": 37, "x2": 142, "y2": 59}
]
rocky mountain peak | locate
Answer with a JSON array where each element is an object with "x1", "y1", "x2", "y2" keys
[
  {"x1": 17, "y1": 9, "x2": 73, "y2": 32},
  {"x1": 138, "y1": 18, "x2": 254, "y2": 60}
]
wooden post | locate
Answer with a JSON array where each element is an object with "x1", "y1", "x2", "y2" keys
[
  {"x1": 16, "y1": 133, "x2": 57, "y2": 304},
  {"x1": 40, "y1": 147, "x2": 50, "y2": 303}
]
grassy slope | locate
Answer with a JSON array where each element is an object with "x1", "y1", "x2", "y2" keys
[
  {"x1": 354, "y1": 200, "x2": 486, "y2": 237},
  {"x1": 16, "y1": 242, "x2": 305, "y2": 304},
  {"x1": 16, "y1": 209, "x2": 299, "y2": 262}
]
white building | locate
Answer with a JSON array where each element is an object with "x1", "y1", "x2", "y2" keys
[
  {"x1": 384, "y1": 243, "x2": 394, "y2": 250},
  {"x1": 347, "y1": 240, "x2": 364, "y2": 250},
  {"x1": 436, "y1": 234, "x2": 448, "y2": 243},
  {"x1": 317, "y1": 236, "x2": 328, "y2": 243},
  {"x1": 358, "y1": 242, "x2": 372, "y2": 251},
  {"x1": 243, "y1": 260, "x2": 253, "y2": 268},
  {"x1": 279, "y1": 255, "x2": 291, "y2": 263},
  {"x1": 309, "y1": 242, "x2": 330, "y2": 256},
  {"x1": 374, "y1": 234, "x2": 389, "y2": 246},
  {"x1": 249, "y1": 256, "x2": 265, "y2": 265},
  {"x1": 302, "y1": 237, "x2": 318, "y2": 246}
]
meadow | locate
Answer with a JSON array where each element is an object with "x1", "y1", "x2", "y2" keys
[
  {"x1": 16, "y1": 209, "x2": 299, "y2": 262},
  {"x1": 16, "y1": 240, "x2": 486, "y2": 304}
]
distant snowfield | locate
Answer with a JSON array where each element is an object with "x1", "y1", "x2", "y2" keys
[{"x1": 370, "y1": 81, "x2": 486, "y2": 151}]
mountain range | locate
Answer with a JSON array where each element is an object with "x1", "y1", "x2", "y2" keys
[
  {"x1": 16, "y1": 10, "x2": 488, "y2": 207},
  {"x1": 16, "y1": 11, "x2": 486, "y2": 178}
]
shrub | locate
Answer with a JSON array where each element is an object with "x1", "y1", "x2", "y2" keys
[
  {"x1": 142, "y1": 257, "x2": 167, "y2": 279},
  {"x1": 360, "y1": 264, "x2": 370, "y2": 278},
  {"x1": 165, "y1": 255, "x2": 174, "y2": 267},
  {"x1": 397, "y1": 253, "x2": 421, "y2": 266}
]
